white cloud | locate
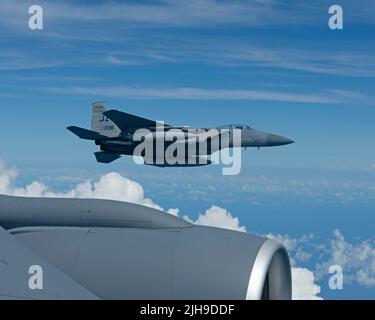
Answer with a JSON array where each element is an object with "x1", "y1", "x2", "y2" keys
[
  {"x1": 267, "y1": 232, "x2": 322, "y2": 300},
  {"x1": 0, "y1": 161, "x2": 171, "y2": 212},
  {"x1": 266, "y1": 233, "x2": 301, "y2": 252},
  {"x1": 170, "y1": 173, "x2": 375, "y2": 204},
  {"x1": 0, "y1": 162, "x2": 18, "y2": 194},
  {"x1": 106, "y1": 56, "x2": 140, "y2": 66},
  {"x1": 0, "y1": 0, "x2": 302, "y2": 29},
  {"x1": 3, "y1": 160, "x2": 375, "y2": 297},
  {"x1": 2, "y1": 0, "x2": 375, "y2": 79},
  {"x1": 315, "y1": 229, "x2": 375, "y2": 287},
  {"x1": 269, "y1": 229, "x2": 375, "y2": 291},
  {"x1": 292, "y1": 268, "x2": 323, "y2": 300},
  {"x1": 48, "y1": 86, "x2": 340, "y2": 104},
  {"x1": 184, "y1": 205, "x2": 247, "y2": 232},
  {"x1": 2, "y1": 0, "x2": 374, "y2": 32},
  {"x1": 295, "y1": 247, "x2": 313, "y2": 263},
  {"x1": 0, "y1": 161, "x2": 329, "y2": 300},
  {"x1": 167, "y1": 208, "x2": 180, "y2": 217},
  {"x1": 266, "y1": 232, "x2": 314, "y2": 266}
]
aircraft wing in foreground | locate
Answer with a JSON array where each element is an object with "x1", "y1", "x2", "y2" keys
[{"x1": 0, "y1": 194, "x2": 292, "y2": 300}]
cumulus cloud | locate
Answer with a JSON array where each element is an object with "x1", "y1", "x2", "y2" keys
[
  {"x1": 315, "y1": 229, "x2": 375, "y2": 287},
  {"x1": 266, "y1": 232, "x2": 314, "y2": 266},
  {"x1": 167, "y1": 208, "x2": 180, "y2": 217},
  {"x1": 183, "y1": 205, "x2": 247, "y2": 232},
  {"x1": 3, "y1": 160, "x2": 375, "y2": 298},
  {"x1": 142, "y1": 173, "x2": 375, "y2": 205},
  {"x1": 292, "y1": 268, "x2": 323, "y2": 300},
  {"x1": 0, "y1": 161, "x2": 173, "y2": 212},
  {"x1": 0, "y1": 162, "x2": 19, "y2": 193},
  {"x1": 0, "y1": 160, "x2": 321, "y2": 300},
  {"x1": 269, "y1": 229, "x2": 375, "y2": 294},
  {"x1": 266, "y1": 232, "x2": 322, "y2": 300}
]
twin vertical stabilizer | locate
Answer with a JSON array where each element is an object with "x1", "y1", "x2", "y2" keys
[{"x1": 91, "y1": 101, "x2": 121, "y2": 138}]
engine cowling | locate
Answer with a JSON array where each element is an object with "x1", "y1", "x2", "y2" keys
[{"x1": 0, "y1": 195, "x2": 292, "y2": 300}]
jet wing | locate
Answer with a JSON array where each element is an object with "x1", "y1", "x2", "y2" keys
[
  {"x1": 103, "y1": 110, "x2": 172, "y2": 133},
  {"x1": 0, "y1": 226, "x2": 99, "y2": 300}
]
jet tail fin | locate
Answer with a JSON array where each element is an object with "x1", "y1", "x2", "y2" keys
[
  {"x1": 94, "y1": 151, "x2": 121, "y2": 164},
  {"x1": 67, "y1": 126, "x2": 109, "y2": 141},
  {"x1": 92, "y1": 101, "x2": 121, "y2": 137}
]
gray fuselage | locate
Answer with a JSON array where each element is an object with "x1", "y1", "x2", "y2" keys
[{"x1": 98, "y1": 126, "x2": 294, "y2": 158}]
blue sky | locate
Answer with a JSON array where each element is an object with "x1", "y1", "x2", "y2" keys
[{"x1": 0, "y1": 0, "x2": 375, "y2": 299}]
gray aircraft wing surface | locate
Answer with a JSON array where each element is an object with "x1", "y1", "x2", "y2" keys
[
  {"x1": 0, "y1": 226, "x2": 99, "y2": 300},
  {"x1": 0, "y1": 195, "x2": 292, "y2": 300}
]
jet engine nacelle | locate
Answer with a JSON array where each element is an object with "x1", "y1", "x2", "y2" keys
[{"x1": 0, "y1": 195, "x2": 292, "y2": 300}]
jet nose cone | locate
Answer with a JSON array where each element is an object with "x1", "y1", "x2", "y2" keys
[{"x1": 267, "y1": 134, "x2": 294, "y2": 146}]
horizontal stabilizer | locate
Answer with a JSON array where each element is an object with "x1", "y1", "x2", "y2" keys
[
  {"x1": 67, "y1": 126, "x2": 109, "y2": 141},
  {"x1": 94, "y1": 151, "x2": 121, "y2": 164}
]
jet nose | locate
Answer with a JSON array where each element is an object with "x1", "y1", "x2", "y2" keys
[{"x1": 267, "y1": 134, "x2": 294, "y2": 146}]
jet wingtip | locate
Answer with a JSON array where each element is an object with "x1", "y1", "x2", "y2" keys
[
  {"x1": 66, "y1": 126, "x2": 77, "y2": 133},
  {"x1": 66, "y1": 126, "x2": 82, "y2": 135}
]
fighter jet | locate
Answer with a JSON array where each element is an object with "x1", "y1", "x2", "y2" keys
[{"x1": 67, "y1": 102, "x2": 294, "y2": 166}]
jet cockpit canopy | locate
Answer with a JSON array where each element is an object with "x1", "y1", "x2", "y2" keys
[{"x1": 217, "y1": 124, "x2": 252, "y2": 130}]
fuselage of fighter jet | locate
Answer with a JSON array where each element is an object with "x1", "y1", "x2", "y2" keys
[{"x1": 67, "y1": 102, "x2": 294, "y2": 166}]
